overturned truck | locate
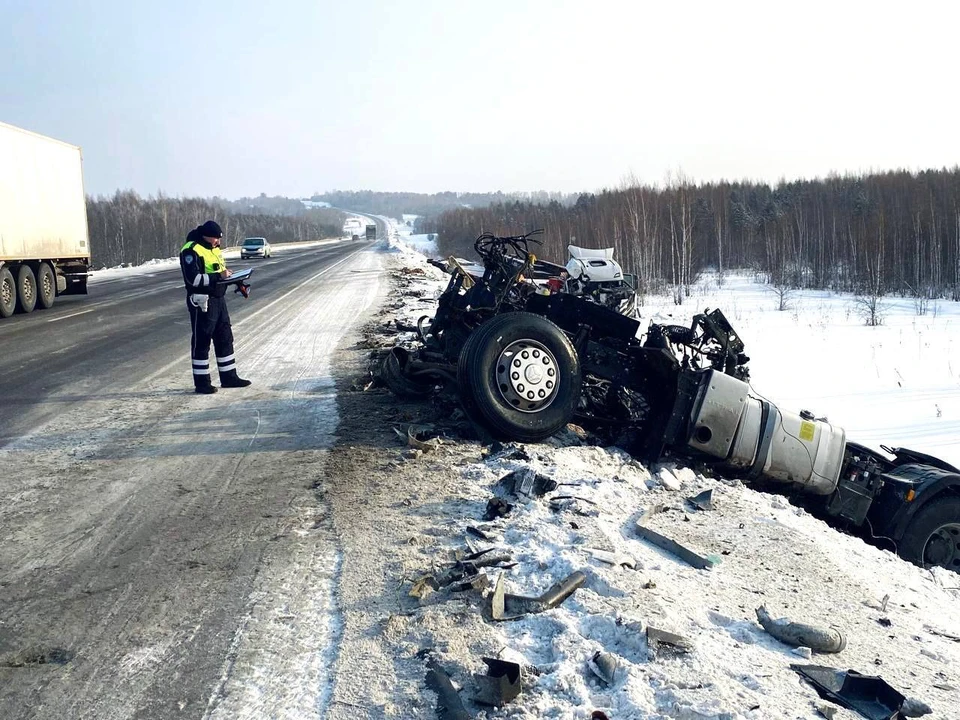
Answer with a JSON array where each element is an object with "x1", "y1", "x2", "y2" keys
[{"x1": 381, "y1": 231, "x2": 960, "y2": 571}]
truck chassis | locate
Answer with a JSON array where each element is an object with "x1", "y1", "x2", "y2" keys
[{"x1": 380, "y1": 232, "x2": 960, "y2": 571}]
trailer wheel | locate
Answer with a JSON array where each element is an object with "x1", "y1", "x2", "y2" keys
[
  {"x1": 458, "y1": 312, "x2": 580, "y2": 442},
  {"x1": 16, "y1": 265, "x2": 37, "y2": 314},
  {"x1": 899, "y1": 496, "x2": 960, "y2": 571},
  {"x1": 0, "y1": 267, "x2": 15, "y2": 318},
  {"x1": 36, "y1": 263, "x2": 56, "y2": 309}
]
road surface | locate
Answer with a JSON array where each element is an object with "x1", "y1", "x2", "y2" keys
[{"x1": 0, "y1": 239, "x2": 383, "y2": 719}]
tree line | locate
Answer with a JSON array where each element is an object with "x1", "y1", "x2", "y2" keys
[
  {"x1": 423, "y1": 169, "x2": 960, "y2": 302},
  {"x1": 313, "y1": 189, "x2": 578, "y2": 220},
  {"x1": 86, "y1": 191, "x2": 345, "y2": 269}
]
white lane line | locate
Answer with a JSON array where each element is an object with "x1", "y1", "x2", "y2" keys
[
  {"x1": 47, "y1": 308, "x2": 96, "y2": 322},
  {"x1": 142, "y1": 247, "x2": 367, "y2": 385}
]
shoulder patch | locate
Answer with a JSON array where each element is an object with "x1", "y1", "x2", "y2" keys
[{"x1": 185, "y1": 254, "x2": 194, "y2": 264}]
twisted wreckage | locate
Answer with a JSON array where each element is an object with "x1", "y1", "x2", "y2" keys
[{"x1": 380, "y1": 231, "x2": 960, "y2": 571}]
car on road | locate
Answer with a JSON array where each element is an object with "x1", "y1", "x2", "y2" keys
[{"x1": 240, "y1": 237, "x2": 271, "y2": 259}]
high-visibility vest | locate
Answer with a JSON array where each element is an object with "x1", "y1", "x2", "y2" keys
[{"x1": 181, "y1": 240, "x2": 226, "y2": 273}]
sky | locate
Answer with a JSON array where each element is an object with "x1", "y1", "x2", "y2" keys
[{"x1": 3, "y1": 0, "x2": 960, "y2": 199}]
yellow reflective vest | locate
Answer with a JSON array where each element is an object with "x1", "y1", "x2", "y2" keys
[{"x1": 181, "y1": 240, "x2": 226, "y2": 274}]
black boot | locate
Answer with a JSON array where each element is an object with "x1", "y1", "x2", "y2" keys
[
  {"x1": 220, "y1": 370, "x2": 251, "y2": 388},
  {"x1": 195, "y1": 382, "x2": 218, "y2": 394}
]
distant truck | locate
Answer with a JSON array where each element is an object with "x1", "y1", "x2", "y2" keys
[
  {"x1": 0, "y1": 121, "x2": 91, "y2": 319},
  {"x1": 365, "y1": 224, "x2": 377, "y2": 241}
]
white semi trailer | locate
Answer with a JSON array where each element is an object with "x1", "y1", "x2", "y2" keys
[{"x1": 0, "y1": 121, "x2": 91, "y2": 318}]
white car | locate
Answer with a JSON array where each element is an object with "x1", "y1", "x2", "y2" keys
[{"x1": 240, "y1": 237, "x2": 271, "y2": 259}]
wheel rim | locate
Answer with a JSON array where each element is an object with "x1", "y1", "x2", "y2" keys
[
  {"x1": 1, "y1": 278, "x2": 12, "y2": 308},
  {"x1": 23, "y1": 277, "x2": 35, "y2": 303},
  {"x1": 923, "y1": 522, "x2": 960, "y2": 569},
  {"x1": 495, "y1": 339, "x2": 559, "y2": 413},
  {"x1": 41, "y1": 271, "x2": 53, "y2": 298}
]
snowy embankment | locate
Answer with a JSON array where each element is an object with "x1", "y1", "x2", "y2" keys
[{"x1": 380, "y1": 223, "x2": 960, "y2": 719}]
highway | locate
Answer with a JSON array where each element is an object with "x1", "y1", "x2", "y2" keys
[{"x1": 0, "y1": 237, "x2": 384, "y2": 719}]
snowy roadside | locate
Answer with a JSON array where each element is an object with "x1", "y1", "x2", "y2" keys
[{"x1": 323, "y1": 223, "x2": 959, "y2": 720}]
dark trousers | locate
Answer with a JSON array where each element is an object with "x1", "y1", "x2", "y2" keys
[{"x1": 187, "y1": 295, "x2": 236, "y2": 387}]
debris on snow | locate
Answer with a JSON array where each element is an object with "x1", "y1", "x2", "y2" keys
[{"x1": 755, "y1": 605, "x2": 847, "y2": 653}]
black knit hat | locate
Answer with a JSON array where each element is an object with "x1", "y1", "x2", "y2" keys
[{"x1": 199, "y1": 220, "x2": 223, "y2": 238}]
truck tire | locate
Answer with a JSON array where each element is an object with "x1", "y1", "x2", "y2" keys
[
  {"x1": 36, "y1": 262, "x2": 56, "y2": 309},
  {"x1": 0, "y1": 267, "x2": 15, "y2": 318},
  {"x1": 899, "y1": 496, "x2": 960, "y2": 571},
  {"x1": 457, "y1": 312, "x2": 580, "y2": 442},
  {"x1": 16, "y1": 264, "x2": 37, "y2": 314}
]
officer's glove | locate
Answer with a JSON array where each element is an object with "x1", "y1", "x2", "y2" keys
[{"x1": 189, "y1": 294, "x2": 209, "y2": 312}]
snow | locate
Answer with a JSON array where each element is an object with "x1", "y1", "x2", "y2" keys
[{"x1": 383, "y1": 245, "x2": 960, "y2": 719}]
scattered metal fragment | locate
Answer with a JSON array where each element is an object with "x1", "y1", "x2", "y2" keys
[
  {"x1": 635, "y1": 522, "x2": 720, "y2": 570},
  {"x1": 433, "y1": 550, "x2": 514, "y2": 589},
  {"x1": 755, "y1": 606, "x2": 847, "y2": 654},
  {"x1": 877, "y1": 618, "x2": 892, "y2": 628},
  {"x1": 646, "y1": 626, "x2": 693, "y2": 654},
  {"x1": 410, "y1": 576, "x2": 439, "y2": 600},
  {"x1": 406, "y1": 424, "x2": 441, "y2": 452},
  {"x1": 637, "y1": 503, "x2": 667, "y2": 524},
  {"x1": 424, "y1": 656, "x2": 471, "y2": 720},
  {"x1": 686, "y1": 488, "x2": 715, "y2": 511},
  {"x1": 924, "y1": 625, "x2": 960, "y2": 642},
  {"x1": 466, "y1": 525, "x2": 493, "y2": 541},
  {"x1": 815, "y1": 703, "x2": 838, "y2": 719},
  {"x1": 491, "y1": 571, "x2": 587, "y2": 621},
  {"x1": 473, "y1": 657, "x2": 522, "y2": 707},
  {"x1": 587, "y1": 651, "x2": 618, "y2": 685},
  {"x1": 450, "y1": 574, "x2": 490, "y2": 593},
  {"x1": 549, "y1": 496, "x2": 599, "y2": 517},
  {"x1": 484, "y1": 497, "x2": 512, "y2": 521},
  {"x1": 791, "y1": 665, "x2": 906, "y2": 720},
  {"x1": 588, "y1": 548, "x2": 637, "y2": 569},
  {"x1": 498, "y1": 468, "x2": 557, "y2": 498},
  {"x1": 483, "y1": 441, "x2": 531, "y2": 462}
]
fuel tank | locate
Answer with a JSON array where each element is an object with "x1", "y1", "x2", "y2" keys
[{"x1": 685, "y1": 370, "x2": 845, "y2": 495}]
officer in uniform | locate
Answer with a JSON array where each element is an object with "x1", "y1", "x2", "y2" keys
[{"x1": 180, "y1": 220, "x2": 251, "y2": 394}]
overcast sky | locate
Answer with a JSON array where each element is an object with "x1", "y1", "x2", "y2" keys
[{"x1": 3, "y1": 0, "x2": 958, "y2": 198}]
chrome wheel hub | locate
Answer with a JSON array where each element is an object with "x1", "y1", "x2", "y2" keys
[{"x1": 495, "y1": 339, "x2": 559, "y2": 413}]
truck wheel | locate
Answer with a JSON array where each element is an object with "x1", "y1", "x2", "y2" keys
[
  {"x1": 16, "y1": 265, "x2": 37, "y2": 314},
  {"x1": 899, "y1": 496, "x2": 960, "y2": 571},
  {"x1": 36, "y1": 263, "x2": 56, "y2": 309},
  {"x1": 0, "y1": 267, "x2": 15, "y2": 318},
  {"x1": 458, "y1": 312, "x2": 580, "y2": 442}
]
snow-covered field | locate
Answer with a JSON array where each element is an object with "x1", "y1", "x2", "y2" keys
[{"x1": 378, "y1": 223, "x2": 960, "y2": 719}]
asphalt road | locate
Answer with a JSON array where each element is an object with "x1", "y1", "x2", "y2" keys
[
  {"x1": 0, "y1": 239, "x2": 369, "y2": 442},
  {"x1": 0, "y1": 238, "x2": 383, "y2": 719}
]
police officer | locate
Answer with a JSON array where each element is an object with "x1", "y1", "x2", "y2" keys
[{"x1": 180, "y1": 220, "x2": 251, "y2": 394}]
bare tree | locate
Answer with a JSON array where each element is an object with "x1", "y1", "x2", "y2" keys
[
  {"x1": 852, "y1": 293, "x2": 888, "y2": 326},
  {"x1": 769, "y1": 280, "x2": 798, "y2": 311}
]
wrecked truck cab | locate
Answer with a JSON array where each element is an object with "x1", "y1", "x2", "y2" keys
[{"x1": 379, "y1": 230, "x2": 960, "y2": 571}]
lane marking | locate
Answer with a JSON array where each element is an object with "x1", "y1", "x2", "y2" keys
[{"x1": 47, "y1": 308, "x2": 96, "y2": 322}]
